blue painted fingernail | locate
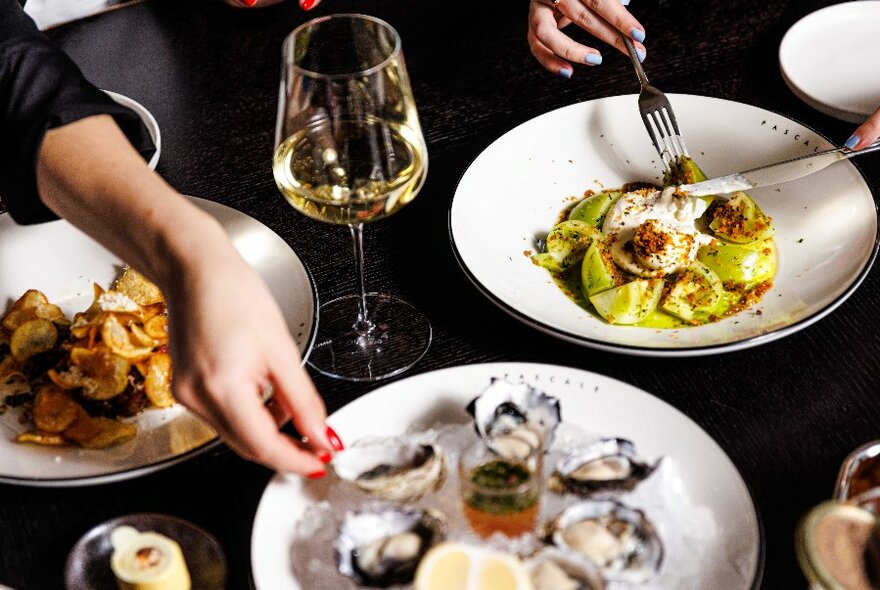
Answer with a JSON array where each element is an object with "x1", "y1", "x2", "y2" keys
[
  {"x1": 845, "y1": 134, "x2": 860, "y2": 149},
  {"x1": 620, "y1": 0, "x2": 630, "y2": 4},
  {"x1": 631, "y1": 28, "x2": 645, "y2": 43},
  {"x1": 585, "y1": 53, "x2": 602, "y2": 65},
  {"x1": 558, "y1": 67, "x2": 572, "y2": 78},
  {"x1": 636, "y1": 47, "x2": 646, "y2": 63}
]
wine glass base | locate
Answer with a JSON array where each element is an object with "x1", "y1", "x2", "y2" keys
[{"x1": 307, "y1": 293, "x2": 431, "y2": 382}]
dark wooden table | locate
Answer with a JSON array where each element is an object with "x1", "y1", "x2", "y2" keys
[{"x1": 1, "y1": 0, "x2": 877, "y2": 587}]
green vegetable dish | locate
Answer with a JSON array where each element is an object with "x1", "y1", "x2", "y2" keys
[{"x1": 532, "y1": 156, "x2": 776, "y2": 327}]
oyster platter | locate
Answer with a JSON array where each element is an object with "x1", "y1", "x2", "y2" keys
[
  {"x1": 251, "y1": 363, "x2": 761, "y2": 589},
  {"x1": 289, "y1": 379, "x2": 717, "y2": 589}
]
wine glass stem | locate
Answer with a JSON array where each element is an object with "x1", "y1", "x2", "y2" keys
[{"x1": 349, "y1": 223, "x2": 373, "y2": 335}]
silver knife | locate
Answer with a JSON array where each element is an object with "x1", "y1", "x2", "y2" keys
[{"x1": 677, "y1": 139, "x2": 880, "y2": 197}]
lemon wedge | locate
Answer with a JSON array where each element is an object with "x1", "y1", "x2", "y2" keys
[{"x1": 414, "y1": 541, "x2": 534, "y2": 590}]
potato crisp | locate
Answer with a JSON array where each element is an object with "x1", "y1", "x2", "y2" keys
[{"x1": 0, "y1": 268, "x2": 172, "y2": 449}]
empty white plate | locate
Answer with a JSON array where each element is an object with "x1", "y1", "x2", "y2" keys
[{"x1": 779, "y1": 1, "x2": 880, "y2": 123}]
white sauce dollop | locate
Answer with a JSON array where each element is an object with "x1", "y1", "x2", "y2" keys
[{"x1": 601, "y1": 187, "x2": 713, "y2": 277}]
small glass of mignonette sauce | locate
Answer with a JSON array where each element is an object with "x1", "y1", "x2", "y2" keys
[
  {"x1": 796, "y1": 441, "x2": 880, "y2": 590},
  {"x1": 458, "y1": 439, "x2": 542, "y2": 539}
]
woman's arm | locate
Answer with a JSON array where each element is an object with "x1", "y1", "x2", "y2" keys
[
  {"x1": 0, "y1": 0, "x2": 339, "y2": 475},
  {"x1": 35, "y1": 115, "x2": 337, "y2": 475}
]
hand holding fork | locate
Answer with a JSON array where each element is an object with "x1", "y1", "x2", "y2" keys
[{"x1": 528, "y1": 0, "x2": 648, "y2": 78}]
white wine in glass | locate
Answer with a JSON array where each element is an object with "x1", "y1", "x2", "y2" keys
[{"x1": 274, "y1": 14, "x2": 431, "y2": 382}]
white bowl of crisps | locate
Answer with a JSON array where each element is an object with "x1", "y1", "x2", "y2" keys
[{"x1": 0, "y1": 196, "x2": 317, "y2": 486}]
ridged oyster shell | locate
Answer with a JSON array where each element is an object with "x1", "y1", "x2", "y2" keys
[
  {"x1": 336, "y1": 504, "x2": 446, "y2": 588},
  {"x1": 467, "y1": 379, "x2": 561, "y2": 460},
  {"x1": 526, "y1": 548, "x2": 606, "y2": 590},
  {"x1": 549, "y1": 438, "x2": 658, "y2": 496},
  {"x1": 545, "y1": 500, "x2": 663, "y2": 583},
  {"x1": 331, "y1": 438, "x2": 447, "y2": 503}
]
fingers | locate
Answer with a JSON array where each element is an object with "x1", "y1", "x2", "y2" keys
[
  {"x1": 173, "y1": 363, "x2": 330, "y2": 476},
  {"x1": 223, "y1": 381, "x2": 328, "y2": 476},
  {"x1": 528, "y1": 27, "x2": 576, "y2": 78},
  {"x1": 846, "y1": 107, "x2": 880, "y2": 150},
  {"x1": 530, "y1": 3, "x2": 602, "y2": 76},
  {"x1": 268, "y1": 342, "x2": 335, "y2": 457},
  {"x1": 577, "y1": 0, "x2": 647, "y2": 47},
  {"x1": 564, "y1": 1, "x2": 647, "y2": 60},
  {"x1": 529, "y1": 0, "x2": 647, "y2": 77}
]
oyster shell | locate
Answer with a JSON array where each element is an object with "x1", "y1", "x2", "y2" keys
[
  {"x1": 337, "y1": 504, "x2": 446, "y2": 587},
  {"x1": 331, "y1": 438, "x2": 447, "y2": 503},
  {"x1": 467, "y1": 379, "x2": 561, "y2": 460},
  {"x1": 548, "y1": 438, "x2": 658, "y2": 495},
  {"x1": 545, "y1": 500, "x2": 663, "y2": 583},
  {"x1": 526, "y1": 548, "x2": 606, "y2": 590}
]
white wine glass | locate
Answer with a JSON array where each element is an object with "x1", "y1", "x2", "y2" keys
[{"x1": 274, "y1": 14, "x2": 430, "y2": 382}]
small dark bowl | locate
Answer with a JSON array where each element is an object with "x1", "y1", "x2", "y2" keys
[{"x1": 64, "y1": 513, "x2": 227, "y2": 590}]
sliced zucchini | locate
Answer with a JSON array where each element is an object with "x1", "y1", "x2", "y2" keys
[
  {"x1": 697, "y1": 239, "x2": 777, "y2": 288},
  {"x1": 708, "y1": 192, "x2": 775, "y2": 244},
  {"x1": 589, "y1": 278, "x2": 663, "y2": 325},
  {"x1": 580, "y1": 239, "x2": 618, "y2": 297},
  {"x1": 661, "y1": 261, "x2": 724, "y2": 321},
  {"x1": 663, "y1": 155, "x2": 708, "y2": 186},
  {"x1": 663, "y1": 156, "x2": 717, "y2": 207},
  {"x1": 568, "y1": 191, "x2": 621, "y2": 228},
  {"x1": 531, "y1": 220, "x2": 602, "y2": 272}
]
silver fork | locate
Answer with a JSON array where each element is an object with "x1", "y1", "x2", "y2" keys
[{"x1": 619, "y1": 33, "x2": 688, "y2": 169}]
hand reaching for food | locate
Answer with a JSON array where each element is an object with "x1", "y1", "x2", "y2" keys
[
  {"x1": 160, "y1": 231, "x2": 337, "y2": 476},
  {"x1": 34, "y1": 114, "x2": 341, "y2": 476}
]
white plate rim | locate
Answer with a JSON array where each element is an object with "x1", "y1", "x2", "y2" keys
[
  {"x1": 250, "y1": 361, "x2": 765, "y2": 589},
  {"x1": 0, "y1": 196, "x2": 319, "y2": 487},
  {"x1": 448, "y1": 94, "x2": 880, "y2": 357},
  {"x1": 778, "y1": 1, "x2": 880, "y2": 123},
  {"x1": 103, "y1": 90, "x2": 162, "y2": 170}
]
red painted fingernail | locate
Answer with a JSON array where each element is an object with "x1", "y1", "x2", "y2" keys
[
  {"x1": 239, "y1": 0, "x2": 258, "y2": 5},
  {"x1": 318, "y1": 451, "x2": 332, "y2": 464},
  {"x1": 300, "y1": 0, "x2": 316, "y2": 10},
  {"x1": 326, "y1": 426, "x2": 345, "y2": 451},
  {"x1": 307, "y1": 470, "x2": 326, "y2": 479}
]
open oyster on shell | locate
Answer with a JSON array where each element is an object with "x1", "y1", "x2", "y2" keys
[
  {"x1": 467, "y1": 379, "x2": 561, "y2": 460},
  {"x1": 336, "y1": 504, "x2": 446, "y2": 588},
  {"x1": 549, "y1": 438, "x2": 658, "y2": 496},
  {"x1": 331, "y1": 438, "x2": 447, "y2": 503},
  {"x1": 545, "y1": 500, "x2": 663, "y2": 583},
  {"x1": 526, "y1": 548, "x2": 606, "y2": 590}
]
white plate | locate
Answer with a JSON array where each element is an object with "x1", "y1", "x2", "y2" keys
[
  {"x1": 449, "y1": 94, "x2": 878, "y2": 356},
  {"x1": 0, "y1": 196, "x2": 318, "y2": 486},
  {"x1": 251, "y1": 362, "x2": 763, "y2": 589},
  {"x1": 779, "y1": 1, "x2": 880, "y2": 123},
  {"x1": 104, "y1": 90, "x2": 161, "y2": 170}
]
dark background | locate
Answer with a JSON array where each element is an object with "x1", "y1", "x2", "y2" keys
[{"x1": 1, "y1": 0, "x2": 878, "y2": 588}]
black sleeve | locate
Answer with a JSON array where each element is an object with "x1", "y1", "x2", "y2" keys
[{"x1": 0, "y1": 0, "x2": 156, "y2": 224}]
